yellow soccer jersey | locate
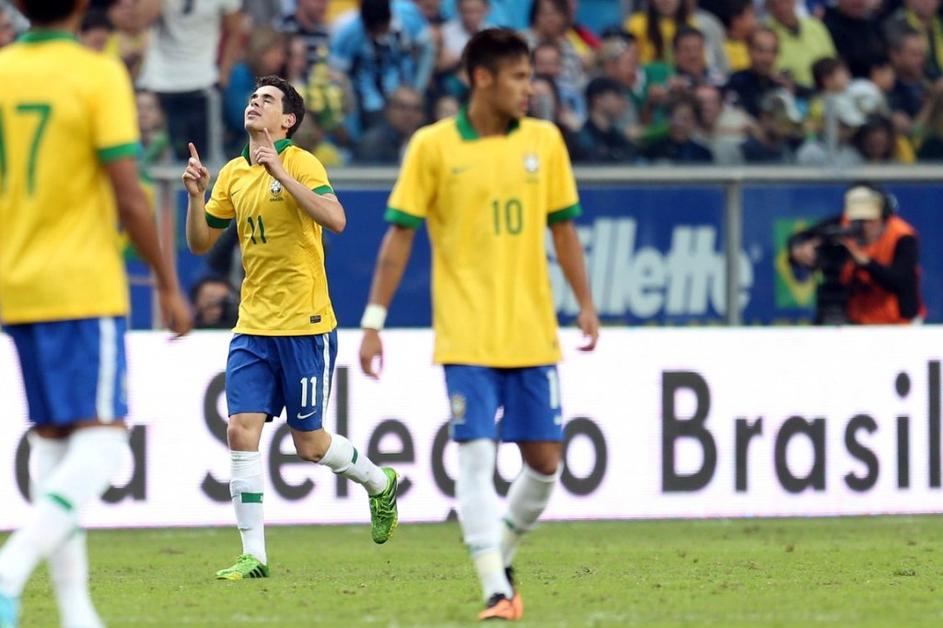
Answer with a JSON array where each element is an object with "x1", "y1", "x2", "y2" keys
[
  {"x1": 205, "y1": 141, "x2": 338, "y2": 336},
  {"x1": 0, "y1": 31, "x2": 139, "y2": 324},
  {"x1": 386, "y1": 110, "x2": 581, "y2": 367}
]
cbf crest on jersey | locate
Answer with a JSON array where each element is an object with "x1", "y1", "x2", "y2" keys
[
  {"x1": 523, "y1": 153, "x2": 540, "y2": 173},
  {"x1": 269, "y1": 179, "x2": 283, "y2": 200}
]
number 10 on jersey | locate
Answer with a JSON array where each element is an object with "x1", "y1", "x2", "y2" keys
[{"x1": 491, "y1": 198, "x2": 523, "y2": 235}]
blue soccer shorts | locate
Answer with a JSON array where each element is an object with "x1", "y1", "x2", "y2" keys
[
  {"x1": 6, "y1": 316, "x2": 128, "y2": 426},
  {"x1": 444, "y1": 364, "x2": 563, "y2": 442},
  {"x1": 226, "y1": 331, "x2": 337, "y2": 432}
]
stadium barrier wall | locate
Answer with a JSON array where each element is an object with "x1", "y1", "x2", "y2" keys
[
  {"x1": 136, "y1": 165, "x2": 943, "y2": 330},
  {"x1": 2, "y1": 327, "x2": 943, "y2": 530}
]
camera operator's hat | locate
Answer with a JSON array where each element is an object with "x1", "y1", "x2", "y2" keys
[{"x1": 844, "y1": 186, "x2": 883, "y2": 220}]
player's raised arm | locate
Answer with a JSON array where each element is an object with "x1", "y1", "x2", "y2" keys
[
  {"x1": 359, "y1": 225, "x2": 418, "y2": 378},
  {"x1": 107, "y1": 157, "x2": 193, "y2": 336},
  {"x1": 183, "y1": 142, "x2": 223, "y2": 255}
]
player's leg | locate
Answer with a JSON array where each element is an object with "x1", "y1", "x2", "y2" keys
[
  {"x1": 497, "y1": 365, "x2": 565, "y2": 618},
  {"x1": 217, "y1": 335, "x2": 279, "y2": 580},
  {"x1": 0, "y1": 318, "x2": 131, "y2": 627},
  {"x1": 30, "y1": 430, "x2": 103, "y2": 628},
  {"x1": 445, "y1": 365, "x2": 516, "y2": 618},
  {"x1": 281, "y1": 332, "x2": 397, "y2": 543}
]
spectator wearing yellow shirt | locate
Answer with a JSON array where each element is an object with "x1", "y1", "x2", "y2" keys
[
  {"x1": 766, "y1": 0, "x2": 837, "y2": 89},
  {"x1": 625, "y1": 0, "x2": 692, "y2": 64},
  {"x1": 718, "y1": 0, "x2": 758, "y2": 72}
]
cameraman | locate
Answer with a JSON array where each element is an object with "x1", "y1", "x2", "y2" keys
[
  {"x1": 788, "y1": 184, "x2": 925, "y2": 325},
  {"x1": 190, "y1": 275, "x2": 239, "y2": 329}
]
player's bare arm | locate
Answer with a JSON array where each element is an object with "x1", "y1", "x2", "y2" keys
[
  {"x1": 551, "y1": 220, "x2": 599, "y2": 351},
  {"x1": 107, "y1": 157, "x2": 193, "y2": 336},
  {"x1": 254, "y1": 129, "x2": 346, "y2": 233},
  {"x1": 182, "y1": 142, "x2": 224, "y2": 255},
  {"x1": 359, "y1": 225, "x2": 417, "y2": 378}
]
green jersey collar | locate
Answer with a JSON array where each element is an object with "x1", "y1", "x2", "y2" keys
[
  {"x1": 241, "y1": 138, "x2": 292, "y2": 164},
  {"x1": 18, "y1": 30, "x2": 78, "y2": 44},
  {"x1": 455, "y1": 107, "x2": 521, "y2": 141}
]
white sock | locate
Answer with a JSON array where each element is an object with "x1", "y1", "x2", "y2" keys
[
  {"x1": 501, "y1": 464, "x2": 560, "y2": 567},
  {"x1": 29, "y1": 435, "x2": 102, "y2": 628},
  {"x1": 0, "y1": 428, "x2": 128, "y2": 598},
  {"x1": 230, "y1": 451, "x2": 266, "y2": 565},
  {"x1": 457, "y1": 439, "x2": 512, "y2": 600},
  {"x1": 319, "y1": 433, "x2": 388, "y2": 496}
]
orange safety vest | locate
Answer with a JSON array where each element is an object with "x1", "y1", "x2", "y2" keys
[{"x1": 840, "y1": 215, "x2": 925, "y2": 324}]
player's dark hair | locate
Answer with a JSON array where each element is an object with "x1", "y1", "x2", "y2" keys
[
  {"x1": 256, "y1": 75, "x2": 306, "y2": 138},
  {"x1": 361, "y1": 0, "x2": 392, "y2": 34},
  {"x1": 19, "y1": 0, "x2": 81, "y2": 24},
  {"x1": 462, "y1": 28, "x2": 531, "y2": 88},
  {"x1": 80, "y1": 7, "x2": 113, "y2": 34}
]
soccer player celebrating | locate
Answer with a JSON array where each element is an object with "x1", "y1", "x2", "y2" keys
[
  {"x1": 358, "y1": 28, "x2": 599, "y2": 621},
  {"x1": 0, "y1": 1, "x2": 192, "y2": 626},
  {"x1": 183, "y1": 75, "x2": 399, "y2": 581}
]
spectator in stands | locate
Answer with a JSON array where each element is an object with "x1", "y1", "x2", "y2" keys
[
  {"x1": 566, "y1": 0, "x2": 601, "y2": 53},
  {"x1": 355, "y1": 86, "x2": 425, "y2": 163},
  {"x1": 687, "y1": 0, "x2": 730, "y2": 75},
  {"x1": 433, "y1": 93, "x2": 461, "y2": 120},
  {"x1": 692, "y1": 83, "x2": 752, "y2": 163},
  {"x1": 223, "y1": 28, "x2": 287, "y2": 153},
  {"x1": 788, "y1": 183, "x2": 924, "y2": 325},
  {"x1": 137, "y1": 90, "x2": 171, "y2": 168},
  {"x1": 104, "y1": 0, "x2": 150, "y2": 79},
  {"x1": 0, "y1": 4, "x2": 14, "y2": 48},
  {"x1": 797, "y1": 93, "x2": 866, "y2": 166},
  {"x1": 79, "y1": 7, "x2": 112, "y2": 53},
  {"x1": 884, "y1": 0, "x2": 943, "y2": 79},
  {"x1": 529, "y1": 73, "x2": 563, "y2": 121},
  {"x1": 726, "y1": 28, "x2": 786, "y2": 118},
  {"x1": 887, "y1": 27, "x2": 932, "y2": 135},
  {"x1": 280, "y1": 0, "x2": 331, "y2": 77},
  {"x1": 330, "y1": 0, "x2": 435, "y2": 131},
  {"x1": 532, "y1": 41, "x2": 585, "y2": 131},
  {"x1": 439, "y1": 0, "x2": 490, "y2": 74},
  {"x1": 914, "y1": 80, "x2": 943, "y2": 158},
  {"x1": 625, "y1": 0, "x2": 691, "y2": 65},
  {"x1": 243, "y1": 0, "x2": 282, "y2": 28},
  {"x1": 854, "y1": 114, "x2": 902, "y2": 162},
  {"x1": 823, "y1": 0, "x2": 887, "y2": 77},
  {"x1": 137, "y1": 0, "x2": 243, "y2": 161},
  {"x1": 766, "y1": 0, "x2": 836, "y2": 90},
  {"x1": 739, "y1": 89, "x2": 802, "y2": 162},
  {"x1": 644, "y1": 96, "x2": 714, "y2": 162},
  {"x1": 190, "y1": 275, "x2": 239, "y2": 330},
  {"x1": 523, "y1": 0, "x2": 589, "y2": 114},
  {"x1": 599, "y1": 36, "x2": 656, "y2": 142},
  {"x1": 717, "y1": 0, "x2": 758, "y2": 73},
  {"x1": 672, "y1": 26, "x2": 725, "y2": 88},
  {"x1": 572, "y1": 77, "x2": 637, "y2": 162}
]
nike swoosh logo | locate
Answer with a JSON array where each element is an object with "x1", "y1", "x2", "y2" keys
[
  {"x1": 297, "y1": 410, "x2": 317, "y2": 419},
  {"x1": 553, "y1": 414, "x2": 563, "y2": 425},
  {"x1": 451, "y1": 165, "x2": 472, "y2": 175}
]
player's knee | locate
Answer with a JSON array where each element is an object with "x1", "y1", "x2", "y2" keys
[
  {"x1": 527, "y1": 459, "x2": 561, "y2": 476},
  {"x1": 295, "y1": 441, "x2": 328, "y2": 463},
  {"x1": 227, "y1": 421, "x2": 255, "y2": 450}
]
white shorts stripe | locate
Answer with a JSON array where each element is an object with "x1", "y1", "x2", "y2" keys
[
  {"x1": 321, "y1": 334, "x2": 331, "y2": 411},
  {"x1": 96, "y1": 317, "x2": 117, "y2": 422}
]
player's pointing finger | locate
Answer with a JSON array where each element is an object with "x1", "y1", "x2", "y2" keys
[{"x1": 188, "y1": 142, "x2": 201, "y2": 162}]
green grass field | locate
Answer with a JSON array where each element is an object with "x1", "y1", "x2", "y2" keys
[{"x1": 5, "y1": 516, "x2": 943, "y2": 626}]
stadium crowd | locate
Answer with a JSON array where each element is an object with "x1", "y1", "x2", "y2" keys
[{"x1": 4, "y1": 0, "x2": 943, "y2": 166}]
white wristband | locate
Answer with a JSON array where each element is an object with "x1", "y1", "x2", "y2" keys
[{"x1": 360, "y1": 304, "x2": 388, "y2": 330}]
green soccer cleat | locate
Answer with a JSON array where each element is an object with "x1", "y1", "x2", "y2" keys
[
  {"x1": 369, "y1": 467, "x2": 399, "y2": 544},
  {"x1": 215, "y1": 554, "x2": 269, "y2": 580}
]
